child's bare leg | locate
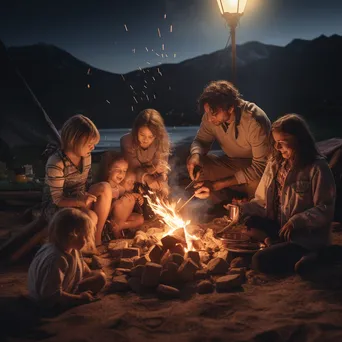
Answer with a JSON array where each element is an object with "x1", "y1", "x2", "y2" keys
[
  {"x1": 88, "y1": 182, "x2": 112, "y2": 246},
  {"x1": 111, "y1": 195, "x2": 143, "y2": 237},
  {"x1": 123, "y1": 213, "x2": 144, "y2": 231},
  {"x1": 78, "y1": 270, "x2": 106, "y2": 294}
]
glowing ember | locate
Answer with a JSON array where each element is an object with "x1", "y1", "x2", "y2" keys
[{"x1": 145, "y1": 192, "x2": 199, "y2": 251}]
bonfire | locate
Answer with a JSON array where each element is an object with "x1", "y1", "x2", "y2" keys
[{"x1": 144, "y1": 191, "x2": 200, "y2": 252}]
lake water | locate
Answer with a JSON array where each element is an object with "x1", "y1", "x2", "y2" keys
[{"x1": 97, "y1": 126, "x2": 199, "y2": 151}]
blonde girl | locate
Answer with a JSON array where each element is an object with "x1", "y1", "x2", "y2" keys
[
  {"x1": 28, "y1": 208, "x2": 106, "y2": 309},
  {"x1": 42, "y1": 115, "x2": 112, "y2": 251}
]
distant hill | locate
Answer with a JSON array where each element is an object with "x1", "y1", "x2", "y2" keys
[{"x1": 5, "y1": 34, "x2": 342, "y2": 140}]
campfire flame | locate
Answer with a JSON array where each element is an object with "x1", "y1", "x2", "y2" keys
[{"x1": 145, "y1": 192, "x2": 199, "y2": 251}]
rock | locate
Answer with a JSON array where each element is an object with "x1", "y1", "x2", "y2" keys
[
  {"x1": 185, "y1": 251, "x2": 200, "y2": 266},
  {"x1": 128, "y1": 277, "x2": 143, "y2": 293},
  {"x1": 141, "y1": 262, "x2": 162, "y2": 287},
  {"x1": 160, "y1": 250, "x2": 171, "y2": 266},
  {"x1": 108, "y1": 240, "x2": 129, "y2": 257},
  {"x1": 195, "y1": 269, "x2": 209, "y2": 281},
  {"x1": 146, "y1": 227, "x2": 165, "y2": 236},
  {"x1": 112, "y1": 268, "x2": 131, "y2": 276},
  {"x1": 228, "y1": 267, "x2": 247, "y2": 281},
  {"x1": 121, "y1": 248, "x2": 140, "y2": 259},
  {"x1": 168, "y1": 253, "x2": 184, "y2": 266},
  {"x1": 130, "y1": 265, "x2": 145, "y2": 278},
  {"x1": 192, "y1": 239, "x2": 204, "y2": 251},
  {"x1": 91, "y1": 255, "x2": 105, "y2": 269},
  {"x1": 172, "y1": 228, "x2": 186, "y2": 244},
  {"x1": 160, "y1": 267, "x2": 179, "y2": 286},
  {"x1": 169, "y1": 243, "x2": 185, "y2": 256},
  {"x1": 111, "y1": 275, "x2": 130, "y2": 292},
  {"x1": 161, "y1": 235, "x2": 182, "y2": 250},
  {"x1": 146, "y1": 228, "x2": 165, "y2": 242},
  {"x1": 207, "y1": 258, "x2": 229, "y2": 275},
  {"x1": 118, "y1": 258, "x2": 134, "y2": 269},
  {"x1": 216, "y1": 274, "x2": 244, "y2": 292},
  {"x1": 165, "y1": 262, "x2": 179, "y2": 273},
  {"x1": 134, "y1": 255, "x2": 150, "y2": 266},
  {"x1": 157, "y1": 284, "x2": 180, "y2": 299},
  {"x1": 199, "y1": 251, "x2": 211, "y2": 264},
  {"x1": 132, "y1": 235, "x2": 147, "y2": 247},
  {"x1": 178, "y1": 258, "x2": 199, "y2": 282},
  {"x1": 148, "y1": 244, "x2": 164, "y2": 264},
  {"x1": 215, "y1": 250, "x2": 229, "y2": 262},
  {"x1": 197, "y1": 280, "x2": 214, "y2": 294},
  {"x1": 230, "y1": 257, "x2": 249, "y2": 268}
]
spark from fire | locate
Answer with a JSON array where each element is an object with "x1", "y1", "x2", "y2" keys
[{"x1": 144, "y1": 192, "x2": 199, "y2": 251}]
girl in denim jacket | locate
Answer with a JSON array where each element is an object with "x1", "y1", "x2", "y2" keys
[{"x1": 241, "y1": 114, "x2": 336, "y2": 274}]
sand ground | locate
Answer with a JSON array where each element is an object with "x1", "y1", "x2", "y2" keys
[{"x1": 1, "y1": 211, "x2": 342, "y2": 342}]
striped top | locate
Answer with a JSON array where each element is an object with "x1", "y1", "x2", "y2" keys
[{"x1": 43, "y1": 150, "x2": 92, "y2": 207}]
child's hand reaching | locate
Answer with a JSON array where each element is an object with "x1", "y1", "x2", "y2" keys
[
  {"x1": 80, "y1": 291, "x2": 97, "y2": 303},
  {"x1": 78, "y1": 192, "x2": 97, "y2": 207},
  {"x1": 154, "y1": 161, "x2": 170, "y2": 174}
]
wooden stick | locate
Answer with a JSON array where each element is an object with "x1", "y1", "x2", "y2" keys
[
  {"x1": 184, "y1": 179, "x2": 196, "y2": 190},
  {"x1": 177, "y1": 194, "x2": 195, "y2": 212}
]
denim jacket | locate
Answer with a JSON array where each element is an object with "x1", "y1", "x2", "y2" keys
[{"x1": 241, "y1": 157, "x2": 336, "y2": 251}]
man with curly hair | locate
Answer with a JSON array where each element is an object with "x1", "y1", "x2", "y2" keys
[{"x1": 188, "y1": 80, "x2": 271, "y2": 200}]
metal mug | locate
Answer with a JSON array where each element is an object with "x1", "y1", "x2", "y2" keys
[{"x1": 225, "y1": 204, "x2": 239, "y2": 222}]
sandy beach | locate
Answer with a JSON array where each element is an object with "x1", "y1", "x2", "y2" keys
[{"x1": 1, "y1": 208, "x2": 342, "y2": 342}]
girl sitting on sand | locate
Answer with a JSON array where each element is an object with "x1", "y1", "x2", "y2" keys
[
  {"x1": 42, "y1": 115, "x2": 112, "y2": 252},
  {"x1": 100, "y1": 152, "x2": 144, "y2": 238},
  {"x1": 195, "y1": 114, "x2": 336, "y2": 274},
  {"x1": 28, "y1": 208, "x2": 106, "y2": 309},
  {"x1": 240, "y1": 114, "x2": 336, "y2": 274},
  {"x1": 120, "y1": 108, "x2": 171, "y2": 197}
]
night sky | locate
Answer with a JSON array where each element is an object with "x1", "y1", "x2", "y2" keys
[{"x1": 1, "y1": 0, "x2": 342, "y2": 74}]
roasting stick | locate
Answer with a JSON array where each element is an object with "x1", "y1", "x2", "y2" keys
[
  {"x1": 177, "y1": 194, "x2": 196, "y2": 213},
  {"x1": 184, "y1": 179, "x2": 196, "y2": 191}
]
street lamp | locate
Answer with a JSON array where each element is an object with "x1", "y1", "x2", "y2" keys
[{"x1": 216, "y1": 0, "x2": 248, "y2": 83}]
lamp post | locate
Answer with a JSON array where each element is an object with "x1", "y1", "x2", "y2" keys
[{"x1": 216, "y1": 0, "x2": 248, "y2": 83}]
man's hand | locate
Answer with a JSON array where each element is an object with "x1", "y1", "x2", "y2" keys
[
  {"x1": 194, "y1": 186, "x2": 210, "y2": 199},
  {"x1": 279, "y1": 221, "x2": 294, "y2": 241},
  {"x1": 187, "y1": 154, "x2": 202, "y2": 181}
]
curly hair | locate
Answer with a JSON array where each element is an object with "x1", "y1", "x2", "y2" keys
[
  {"x1": 270, "y1": 114, "x2": 322, "y2": 169},
  {"x1": 198, "y1": 80, "x2": 241, "y2": 114},
  {"x1": 97, "y1": 151, "x2": 127, "y2": 182},
  {"x1": 131, "y1": 109, "x2": 170, "y2": 155}
]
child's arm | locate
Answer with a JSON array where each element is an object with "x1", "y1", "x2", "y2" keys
[{"x1": 59, "y1": 290, "x2": 96, "y2": 306}]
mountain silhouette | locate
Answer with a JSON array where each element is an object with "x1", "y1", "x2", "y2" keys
[{"x1": 5, "y1": 34, "x2": 342, "y2": 140}]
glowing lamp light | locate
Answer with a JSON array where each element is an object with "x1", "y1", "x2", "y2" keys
[{"x1": 216, "y1": 0, "x2": 248, "y2": 15}]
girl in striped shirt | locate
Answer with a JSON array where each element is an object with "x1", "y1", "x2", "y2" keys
[{"x1": 43, "y1": 115, "x2": 112, "y2": 252}]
